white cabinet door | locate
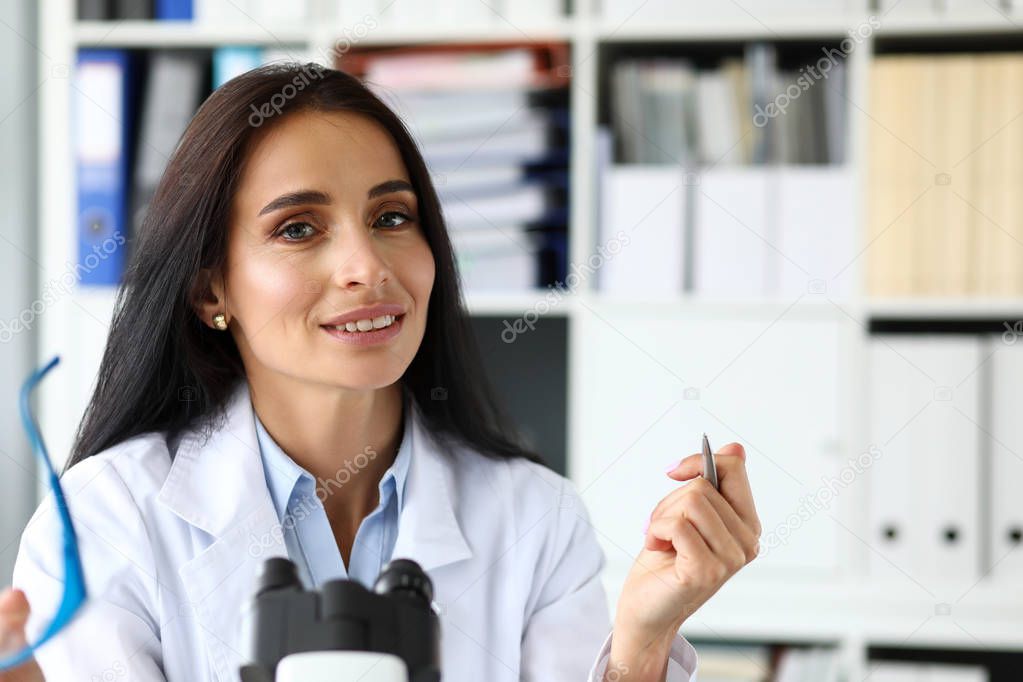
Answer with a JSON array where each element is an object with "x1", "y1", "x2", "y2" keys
[{"x1": 572, "y1": 306, "x2": 848, "y2": 592}]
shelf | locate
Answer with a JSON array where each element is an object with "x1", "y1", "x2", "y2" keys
[
  {"x1": 463, "y1": 290, "x2": 574, "y2": 316},
  {"x1": 595, "y1": 16, "x2": 869, "y2": 42},
  {"x1": 74, "y1": 20, "x2": 311, "y2": 47},
  {"x1": 73, "y1": 14, "x2": 1023, "y2": 50},
  {"x1": 74, "y1": 20, "x2": 577, "y2": 49},
  {"x1": 876, "y1": 13, "x2": 1023, "y2": 38},
  {"x1": 579, "y1": 292, "x2": 854, "y2": 320},
  {"x1": 867, "y1": 298, "x2": 1023, "y2": 320},
  {"x1": 601, "y1": 564, "x2": 1023, "y2": 649},
  {"x1": 316, "y1": 21, "x2": 577, "y2": 46}
]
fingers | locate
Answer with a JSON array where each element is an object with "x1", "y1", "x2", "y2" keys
[
  {"x1": 666, "y1": 443, "x2": 761, "y2": 537},
  {"x1": 645, "y1": 515, "x2": 734, "y2": 589},
  {"x1": 653, "y1": 478, "x2": 760, "y2": 563},
  {"x1": 645, "y1": 514, "x2": 713, "y2": 565}
]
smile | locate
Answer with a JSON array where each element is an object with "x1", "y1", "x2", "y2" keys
[
  {"x1": 325, "y1": 314, "x2": 399, "y2": 333},
  {"x1": 320, "y1": 314, "x2": 405, "y2": 346}
]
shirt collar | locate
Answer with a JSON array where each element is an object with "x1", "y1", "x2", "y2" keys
[
  {"x1": 253, "y1": 397, "x2": 414, "y2": 522},
  {"x1": 158, "y1": 379, "x2": 473, "y2": 570}
]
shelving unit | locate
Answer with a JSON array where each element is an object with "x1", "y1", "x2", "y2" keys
[{"x1": 36, "y1": 0, "x2": 1023, "y2": 679}]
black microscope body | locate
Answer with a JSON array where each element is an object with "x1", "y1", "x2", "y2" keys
[{"x1": 239, "y1": 557, "x2": 441, "y2": 682}]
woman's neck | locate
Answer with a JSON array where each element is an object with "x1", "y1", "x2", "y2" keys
[{"x1": 248, "y1": 376, "x2": 405, "y2": 524}]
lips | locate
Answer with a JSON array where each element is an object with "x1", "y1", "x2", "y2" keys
[{"x1": 320, "y1": 312, "x2": 405, "y2": 346}]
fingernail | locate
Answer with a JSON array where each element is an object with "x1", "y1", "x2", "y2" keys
[
  {"x1": 664, "y1": 460, "x2": 679, "y2": 473},
  {"x1": 642, "y1": 516, "x2": 649, "y2": 534}
]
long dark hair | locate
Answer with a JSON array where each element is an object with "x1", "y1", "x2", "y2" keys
[{"x1": 65, "y1": 62, "x2": 544, "y2": 472}]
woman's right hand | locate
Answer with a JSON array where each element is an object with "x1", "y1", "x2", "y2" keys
[{"x1": 0, "y1": 588, "x2": 43, "y2": 681}]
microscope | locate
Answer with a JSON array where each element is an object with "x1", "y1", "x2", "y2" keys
[{"x1": 238, "y1": 557, "x2": 441, "y2": 682}]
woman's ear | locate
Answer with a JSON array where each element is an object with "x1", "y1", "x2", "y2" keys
[{"x1": 191, "y1": 267, "x2": 228, "y2": 330}]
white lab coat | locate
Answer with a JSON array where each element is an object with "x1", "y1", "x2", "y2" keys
[{"x1": 13, "y1": 380, "x2": 698, "y2": 681}]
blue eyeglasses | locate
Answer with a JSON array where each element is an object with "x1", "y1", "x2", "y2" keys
[{"x1": 0, "y1": 355, "x2": 87, "y2": 670}]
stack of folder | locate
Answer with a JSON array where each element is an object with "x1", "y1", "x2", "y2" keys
[
  {"x1": 340, "y1": 43, "x2": 571, "y2": 292},
  {"x1": 598, "y1": 42, "x2": 854, "y2": 299},
  {"x1": 74, "y1": 45, "x2": 307, "y2": 286},
  {"x1": 74, "y1": 49, "x2": 210, "y2": 286},
  {"x1": 867, "y1": 334, "x2": 1023, "y2": 592},
  {"x1": 77, "y1": 0, "x2": 310, "y2": 22},
  {"x1": 609, "y1": 43, "x2": 847, "y2": 166},
  {"x1": 867, "y1": 52, "x2": 1023, "y2": 297}
]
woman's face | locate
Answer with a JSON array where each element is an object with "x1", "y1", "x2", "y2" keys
[{"x1": 212, "y1": 108, "x2": 435, "y2": 391}]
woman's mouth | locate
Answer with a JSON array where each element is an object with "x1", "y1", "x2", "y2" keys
[{"x1": 320, "y1": 313, "x2": 405, "y2": 346}]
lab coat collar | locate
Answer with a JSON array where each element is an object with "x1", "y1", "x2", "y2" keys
[
  {"x1": 156, "y1": 379, "x2": 473, "y2": 681},
  {"x1": 157, "y1": 379, "x2": 474, "y2": 573}
]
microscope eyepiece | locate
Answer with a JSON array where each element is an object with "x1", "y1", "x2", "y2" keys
[
  {"x1": 241, "y1": 557, "x2": 441, "y2": 682},
  {"x1": 254, "y1": 557, "x2": 300, "y2": 596},
  {"x1": 374, "y1": 558, "x2": 434, "y2": 604}
]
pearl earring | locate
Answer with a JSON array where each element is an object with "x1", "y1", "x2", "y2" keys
[{"x1": 213, "y1": 313, "x2": 228, "y2": 330}]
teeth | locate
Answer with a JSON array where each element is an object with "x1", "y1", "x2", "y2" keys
[{"x1": 330, "y1": 314, "x2": 398, "y2": 333}]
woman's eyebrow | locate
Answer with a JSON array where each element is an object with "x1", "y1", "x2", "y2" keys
[
  {"x1": 258, "y1": 190, "x2": 331, "y2": 217},
  {"x1": 368, "y1": 179, "x2": 415, "y2": 199},
  {"x1": 257, "y1": 181, "x2": 414, "y2": 217}
]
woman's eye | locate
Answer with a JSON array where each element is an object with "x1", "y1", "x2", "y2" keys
[
  {"x1": 277, "y1": 222, "x2": 316, "y2": 241},
  {"x1": 374, "y1": 211, "x2": 412, "y2": 229}
]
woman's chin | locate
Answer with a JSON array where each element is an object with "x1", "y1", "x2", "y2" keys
[{"x1": 315, "y1": 365, "x2": 408, "y2": 392}]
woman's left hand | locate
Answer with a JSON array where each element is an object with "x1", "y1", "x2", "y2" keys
[{"x1": 607, "y1": 442, "x2": 762, "y2": 681}]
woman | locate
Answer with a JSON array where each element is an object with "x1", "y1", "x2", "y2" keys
[{"x1": 0, "y1": 63, "x2": 761, "y2": 681}]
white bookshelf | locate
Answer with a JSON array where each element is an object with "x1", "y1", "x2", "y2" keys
[{"x1": 37, "y1": 1, "x2": 1023, "y2": 678}]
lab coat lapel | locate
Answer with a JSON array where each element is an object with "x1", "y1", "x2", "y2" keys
[
  {"x1": 157, "y1": 381, "x2": 286, "y2": 681},
  {"x1": 391, "y1": 399, "x2": 473, "y2": 572}
]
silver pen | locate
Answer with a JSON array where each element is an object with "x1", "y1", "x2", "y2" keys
[{"x1": 702, "y1": 433, "x2": 719, "y2": 490}]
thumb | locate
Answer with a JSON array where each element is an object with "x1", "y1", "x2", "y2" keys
[
  {"x1": 0, "y1": 588, "x2": 30, "y2": 648},
  {"x1": 0, "y1": 589, "x2": 29, "y2": 620}
]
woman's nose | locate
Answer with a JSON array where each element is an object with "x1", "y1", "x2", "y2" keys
[{"x1": 328, "y1": 225, "x2": 392, "y2": 291}]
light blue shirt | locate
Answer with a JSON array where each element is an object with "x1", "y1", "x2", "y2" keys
[{"x1": 253, "y1": 404, "x2": 412, "y2": 590}]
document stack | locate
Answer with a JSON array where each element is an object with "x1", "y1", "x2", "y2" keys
[
  {"x1": 867, "y1": 52, "x2": 1023, "y2": 297},
  {"x1": 77, "y1": 0, "x2": 311, "y2": 22},
  {"x1": 598, "y1": 43, "x2": 854, "y2": 299},
  {"x1": 340, "y1": 44, "x2": 571, "y2": 292},
  {"x1": 866, "y1": 333, "x2": 1023, "y2": 593}
]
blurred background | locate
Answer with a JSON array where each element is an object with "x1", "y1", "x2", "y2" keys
[{"x1": 4, "y1": 0, "x2": 1023, "y2": 679}]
